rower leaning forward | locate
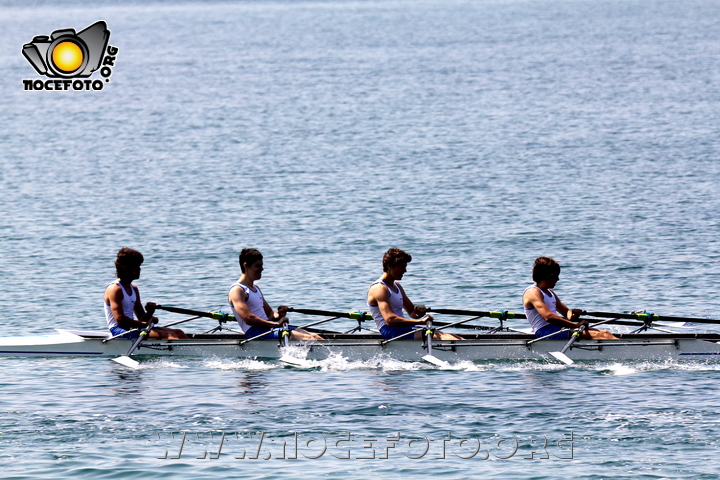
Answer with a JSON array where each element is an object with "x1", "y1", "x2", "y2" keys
[{"x1": 522, "y1": 256, "x2": 616, "y2": 340}]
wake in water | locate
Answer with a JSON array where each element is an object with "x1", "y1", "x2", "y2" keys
[{"x1": 130, "y1": 349, "x2": 720, "y2": 374}]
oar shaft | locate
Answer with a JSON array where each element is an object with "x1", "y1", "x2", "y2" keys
[
  {"x1": 155, "y1": 305, "x2": 233, "y2": 322},
  {"x1": 432, "y1": 316, "x2": 483, "y2": 332},
  {"x1": 239, "y1": 327, "x2": 282, "y2": 345},
  {"x1": 584, "y1": 311, "x2": 719, "y2": 325},
  {"x1": 122, "y1": 321, "x2": 155, "y2": 356},
  {"x1": 158, "y1": 315, "x2": 202, "y2": 328},
  {"x1": 428, "y1": 308, "x2": 527, "y2": 319},
  {"x1": 294, "y1": 316, "x2": 343, "y2": 331},
  {"x1": 288, "y1": 307, "x2": 373, "y2": 321},
  {"x1": 559, "y1": 325, "x2": 586, "y2": 355}
]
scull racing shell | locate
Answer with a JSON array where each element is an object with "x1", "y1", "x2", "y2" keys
[
  {"x1": 104, "y1": 280, "x2": 137, "y2": 329},
  {"x1": 228, "y1": 281, "x2": 267, "y2": 333},
  {"x1": 523, "y1": 285, "x2": 559, "y2": 333},
  {"x1": 368, "y1": 279, "x2": 405, "y2": 330}
]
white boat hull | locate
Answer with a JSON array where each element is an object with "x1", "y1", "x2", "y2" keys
[{"x1": 1, "y1": 330, "x2": 720, "y2": 363}]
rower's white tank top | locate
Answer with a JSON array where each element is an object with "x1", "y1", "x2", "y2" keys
[
  {"x1": 104, "y1": 280, "x2": 137, "y2": 329},
  {"x1": 228, "y1": 282, "x2": 267, "y2": 333},
  {"x1": 523, "y1": 285, "x2": 558, "y2": 332},
  {"x1": 368, "y1": 279, "x2": 404, "y2": 330}
]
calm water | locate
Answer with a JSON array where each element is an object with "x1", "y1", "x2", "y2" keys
[{"x1": 1, "y1": 0, "x2": 720, "y2": 478}]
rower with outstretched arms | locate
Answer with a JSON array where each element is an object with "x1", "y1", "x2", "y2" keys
[
  {"x1": 104, "y1": 247, "x2": 188, "y2": 340},
  {"x1": 367, "y1": 248, "x2": 462, "y2": 341},
  {"x1": 228, "y1": 248, "x2": 322, "y2": 341},
  {"x1": 522, "y1": 256, "x2": 616, "y2": 340}
]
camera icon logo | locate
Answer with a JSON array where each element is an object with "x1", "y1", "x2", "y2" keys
[{"x1": 22, "y1": 21, "x2": 110, "y2": 78}]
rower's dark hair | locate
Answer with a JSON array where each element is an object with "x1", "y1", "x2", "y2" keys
[
  {"x1": 115, "y1": 247, "x2": 144, "y2": 280},
  {"x1": 239, "y1": 248, "x2": 263, "y2": 273},
  {"x1": 532, "y1": 256, "x2": 560, "y2": 282},
  {"x1": 382, "y1": 248, "x2": 412, "y2": 272}
]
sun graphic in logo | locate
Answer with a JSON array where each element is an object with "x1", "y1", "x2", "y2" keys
[{"x1": 51, "y1": 41, "x2": 84, "y2": 73}]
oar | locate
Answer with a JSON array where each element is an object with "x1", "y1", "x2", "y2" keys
[
  {"x1": 288, "y1": 307, "x2": 380, "y2": 334},
  {"x1": 420, "y1": 316, "x2": 451, "y2": 368},
  {"x1": 277, "y1": 319, "x2": 309, "y2": 367},
  {"x1": 428, "y1": 308, "x2": 530, "y2": 332},
  {"x1": 548, "y1": 325, "x2": 586, "y2": 365},
  {"x1": 548, "y1": 317, "x2": 622, "y2": 365},
  {"x1": 287, "y1": 307, "x2": 373, "y2": 321},
  {"x1": 158, "y1": 315, "x2": 202, "y2": 328},
  {"x1": 583, "y1": 310, "x2": 720, "y2": 325},
  {"x1": 429, "y1": 308, "x2": 527, "y2": 319},
  {"x1": 375, "y1": 316, "x2": 448, "y2": 366},
  {"x1": 111, "y1": 305, "x2": 158, "y2": 368},
  {"x1": 155, "y1": 305, "x2": 233, "y2": 322}
]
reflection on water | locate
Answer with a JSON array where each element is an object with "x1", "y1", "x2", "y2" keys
[
  {"x1": 371, "y1": 371, "x2": 416, "y2": 394},
  {"x1": 236, "y1": 372, "x2": 269, "y2": 406},
  {"x1": 108, "y1": 367, "x2": 147, "y2": 397}
]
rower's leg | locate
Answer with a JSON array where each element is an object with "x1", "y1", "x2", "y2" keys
[
  {"x1": 149, "y1": 327, "x2": 189, "y2": 340},
  {"x1": 289, "y1": 328, "x2": 323, "y2": 340},
  {"x1": 435, "y1": 332, "x2": 464, "y2": 340},
  {"x1": 587, "y1": 329, "x2": 617, "y2": 340}
]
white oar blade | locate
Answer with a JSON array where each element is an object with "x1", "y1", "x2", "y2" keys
[
  {"x1": 422, "y1": 354, "x2": 450, "y2": 368},
  {"x1": 278, "y1": 354, "x2": 310, "y2": 368},
  {"x1": 111, "y1": 355, "x2": 140, "y2": 369},
  {"x1": 549, "y1": 351, "x2": 574, "y2": 365}
]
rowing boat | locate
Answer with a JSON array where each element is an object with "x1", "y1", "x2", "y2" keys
[
  {"x1": 4, "y1": 306, "x2": 719, "y2": 365},
  {"x1": 2, "y1": 329, "x2": 720, "y2": 363}
]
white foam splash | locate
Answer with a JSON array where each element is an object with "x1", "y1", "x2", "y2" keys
[
  {"x1": 127, "y1": 353, "x2": 720, "y2": 373},
  {"x1": 137, "y1": 359, "x2": 190, "y2": 369},
  {"x1": 603, "y1": 363, "x2": 638, "y2": 375},
  {"x1": 203, "y1": 358, "x2": 276, "y2": 371}
]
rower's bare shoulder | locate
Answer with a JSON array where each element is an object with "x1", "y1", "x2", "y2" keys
[
  {"x1": 368, "y1": 282, "x2": 388, "y2": 301},
  {"x1": 229, "y1": 284, "x2": 247, "y2": 303},
  {"x1": 104, "y1": 282, "x2": 121, "y2": 297},
  {"x1": 104, "y1": 283, "x2": 125, "y2": 306},
  {"x1": 523, "y1": 287, "x2": 543, "y2": 305}
]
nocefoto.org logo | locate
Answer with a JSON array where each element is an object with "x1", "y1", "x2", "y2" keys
[{"x1": 22, "y1": 20, "x2": 118, "y2": 91}]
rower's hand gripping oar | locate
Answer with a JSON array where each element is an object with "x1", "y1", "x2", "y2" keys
[
  {"x1": 111, "y1": 303, "x2": 157, "y2": 369},
  {"x1": 420, "y1": 315, "x2": 451, "y2": 368}
]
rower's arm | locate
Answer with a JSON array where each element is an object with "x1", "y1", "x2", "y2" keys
[
  {"x1": 398, "y1": 283, "x2": 426, "y2": 319},
  {"x1": 553, "y1": 294, "x2": 581, "y2": 322},
  {"x1": 229, "y1": 286, "x2": 279, "y2": 329},
  {"x1": 132, "y1": 288, "x2": 158, "y2": 325},
  {"x1": 262, "y1": 298, "x2": 286, "y2": 323},
  {"x1": 369, "y1": 283, "x2": 423, "y2": 327},
  {"x1": 523, "y1": 288, "x2": 579, "y2": 329}
]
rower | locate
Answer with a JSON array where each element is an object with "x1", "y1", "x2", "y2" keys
[
  {"x1": 522, "y1": 257, "x2": 616, "y2": 340},
  {"x1": 104, "y1": 247, "x2": 188, "y2": 340},
  {"x1": 228, "y1": 248, "x2": 322, "y2": 341},
  {"x1": 367, "y1": 248, "x2": 463, "y2": 341}
]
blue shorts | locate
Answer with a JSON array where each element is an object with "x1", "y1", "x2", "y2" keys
[
  {"x1": 109, "y1": 325, "x2": 142, "y2": 339},
  {"x1": 535, "y1": 324, "x2": 570, "y2": 340},
  {"x1": 380, "y1": 325, "x2": 419, "y2": 340},
  {"x1": 245, "y1": 325, "x2": 296, "y2": 340}
]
